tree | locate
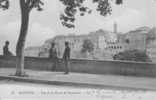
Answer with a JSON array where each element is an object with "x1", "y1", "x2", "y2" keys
[
  {"x1": 14, "y1": 0, "x2": 43, "y2": 76},
  {"x1": 113, "y1": 50, "x2": 152, "y2": 62},
  {"x1": 81, "y1": 39, "x2": 94, "y2": 53},
  {"x1": 1, "y1": 0, "x2": 44, "y2": 76},
  {"x1": 60, "y1": 0, "x2": 123, "y2": 28},
  {"x1": 0, "y1": 0, "x2": 9, "y2": 10},
  {"x1": 1, "y1": 0, "x2": 122, "y2": 76}
]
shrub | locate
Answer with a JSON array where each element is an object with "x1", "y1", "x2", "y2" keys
[{"x1": 113, "y1": 50, "x2": 152, "y2": 62}]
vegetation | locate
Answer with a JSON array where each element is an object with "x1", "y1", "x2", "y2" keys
[
  {"x1": 0, "y1": 0, "x2": 122, "y2": 76},
  {"x1": 81, "y1": 39, "x2": 94, "y2": 53},
  {"x1": 60, "y1": 0, "x2": 123, "y2": 28},
  {"x1": 113, "y1": 50, "x2": 152, "y2": 62}
]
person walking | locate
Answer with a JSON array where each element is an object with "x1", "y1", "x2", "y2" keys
[
  {"x1": 3, "y1": 41, "x2": 13, "y2": 56},
  {"x1": 49, "y1": 42, "x2": 58, "y2": 71},
  {"x1": 62, "y1": 41, "x2": 71, "y2": 74}
]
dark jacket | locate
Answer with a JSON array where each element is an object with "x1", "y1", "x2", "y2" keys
[
  {"x1": 3, "y1": 46, "x2": 12, "y2": 56},
  {"x1": 49, "y1": 47, "x2": 57, "y2": 59},
  {"x1": 63, "y1": 46, "x2": 70, "y2": 60}
]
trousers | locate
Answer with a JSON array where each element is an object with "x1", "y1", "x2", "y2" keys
[
  {"x1": 51, "y1": 58, "x2": 58, "y2": 71},
  {"x1": 64, "y1": 59, "x2": 70, "y2": 73}
]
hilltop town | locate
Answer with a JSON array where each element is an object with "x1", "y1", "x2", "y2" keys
[{"x1": 24, "y1": 23, "x2": 156, "y2": 62}]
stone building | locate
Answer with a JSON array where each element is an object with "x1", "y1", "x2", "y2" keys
[
  {"x1": 24, "y1": 22, "x2": 127, "y2": 60},
  {"x1": 25, "y1": 23, "x2": 156, "y2": 61},
  {"x1": 147, "y1": 41, "x2": 156, "y2": 62},
  {"x1": 122, "y1": 27, "x2": 156, "y2": 62},
  {"x1": 124, "y1": 27, "x2": 150, "y2": 51},
  {"x1": 24, "y1": 46, "x2": 44, "y2": 57},
  {"x1": 146, "y1": 27, "x2": 156, "y2": 62}
]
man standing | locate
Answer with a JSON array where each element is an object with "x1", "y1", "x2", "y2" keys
[
  {"x1": 49, "y1": 42, "x2": 58, "y2": 71},
  {"x1": 63, "y1": 41, "x2": 71, "y2": 74},
  {"x1": 3, "y1": 41, "x2": 13, "y2": 56}
]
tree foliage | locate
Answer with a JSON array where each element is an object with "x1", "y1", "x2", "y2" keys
[
  {"x1": 113, "y1": 50, "x2": 152, "y2": 62},
  {"x1": 146, "y1": 28, "x2": 156, "y2": 44},
  {"x1": 0, "y1": 0, "x2": 9, "y2": 10},
  {"x1": 81, "y1": 39, "x2": 94, "y2": 53},
  {"x1": 0, "y1": 0, "x2": 44, "y2": 11},
  {"x1": 59, "y1": 0, "x2": 122, "y2": 28},
  {"x1": 0, "y1": 0, "x2": 122, "y2": 28},
  {"x1": 20, "y1": 0, "x2": 44, "y2": 12}
]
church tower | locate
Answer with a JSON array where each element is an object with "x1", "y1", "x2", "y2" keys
[{"x1": 113, "y1": 21, "x2": 117, "y2": 33}]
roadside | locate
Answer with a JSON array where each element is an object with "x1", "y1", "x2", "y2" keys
[{"x1": 0, "y1": 68, "x2": 156, "y2": 90}]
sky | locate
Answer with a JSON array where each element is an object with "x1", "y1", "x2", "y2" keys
[{"x1": 0, "y1": 0, "x2": 156, "y2": 54}]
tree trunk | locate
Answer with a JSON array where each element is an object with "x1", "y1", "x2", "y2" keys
[{"x1": 15, "y1": 1, "x2": 29, "y2": 76}]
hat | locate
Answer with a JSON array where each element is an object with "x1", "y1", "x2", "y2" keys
[
  {"x1": 5, "y1": 41, "x2": 9, "y2": 44},
  {"x1": 65, "y1": 41, "x2": 69, "y2": 45},
  {"x1": 51, "y1": 42, "x2": 55, "y2": 45}
]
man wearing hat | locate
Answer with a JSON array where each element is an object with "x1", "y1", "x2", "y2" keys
[
  {"x1": 3, "y1": 41, "x2": 13, "y2": 56},
  {"x1": 63, "y1": 41, "x2": 71, "y2": 74},
  {"x1": 49, "y1": 42, "x2": 58, "y2": 71}
]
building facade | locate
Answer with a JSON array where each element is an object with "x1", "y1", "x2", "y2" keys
[
  {"x1": 24, "y1": 46, "x2": 44, "y2": 57},
  {"x1": 25, "y1": 25, "x2": 156, "y2": 62}
]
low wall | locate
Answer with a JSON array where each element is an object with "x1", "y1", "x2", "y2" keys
[
  {"x1": 68, "y1": 59, "x2": 156, "y2": 77},
  {"x1": 0, "y1": 55, "x2": 156, "y2": 77},
  {"x1": 0, "y1": 56, "x2": 53, "y2": 70}
]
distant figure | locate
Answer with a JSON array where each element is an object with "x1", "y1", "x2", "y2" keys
[
  {"x1": 63, "y1": 41, "x2": 71, "y2": 74},
  {"x1": 3, "y1": 41, "x2": 13, "y2": 56},
  {"x1": 49, "y1": 42, "x2": 58, "y2": 71}
]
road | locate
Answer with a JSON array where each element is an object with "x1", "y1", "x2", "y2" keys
[
  {"x1": 0, "y1": 80, "x2": 155, "y2": 100},
  {"x1": 1, "y1": 68, "x2": 156, "y2": 90}
]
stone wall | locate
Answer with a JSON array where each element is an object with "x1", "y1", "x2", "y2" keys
[
  {"x1": 68, "y1": 59, "x2": 156, "y2": 77},
  {"x1": 0, "y1": 55, "x2": 156, "y2": 77},
  {"x1": 0, "y1": 56, "x2": 52, "y2": 70}
]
